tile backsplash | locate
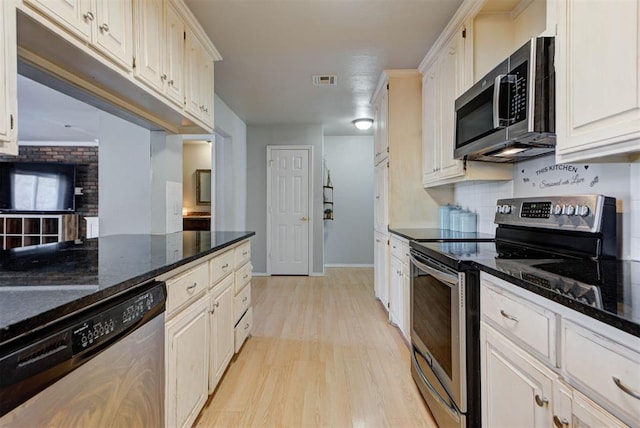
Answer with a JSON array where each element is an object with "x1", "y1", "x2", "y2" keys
[{"x1": 454, "y1": 155, "x2": 638, "y2": 260}]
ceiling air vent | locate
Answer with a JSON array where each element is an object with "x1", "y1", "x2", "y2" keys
[{"x1": 312, "y1": 75, "x2": 337, "y2": 86}]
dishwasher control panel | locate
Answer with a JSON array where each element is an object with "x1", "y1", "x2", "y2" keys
[{"x1": 71, "y1": 285, "x2": 165, "y2": 354}]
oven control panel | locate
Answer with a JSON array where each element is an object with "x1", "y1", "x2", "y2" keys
[{"x1": 494, "y1": 195, "x2": 615, "y2": 233}]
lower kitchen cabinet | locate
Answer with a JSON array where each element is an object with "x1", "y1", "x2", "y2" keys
[
  {"x1": 480, "y1": 272, "x2": 635, "y2": 427},
  {"x1": 374, "y1": 230, "x2": 389, "y2": 312},
  {"x1": 165, "y1": 294, "x2": 210, "y2": 428},
  {"x1": 481, "y1": 323, "x2": 554, "y2": 427},
  {"x1": 209, "y1": 274, "x2": 234, "y2": 394}
]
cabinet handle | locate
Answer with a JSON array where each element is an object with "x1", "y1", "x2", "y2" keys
[
  {"x1": 168, "y1": 79, "x2": 174, "y2": 86},
  {"x1": 209, "y1": 308, "x2": 215, "y2": 314},
  {"x1": 242, "y1": 251, "x2": 248, "y2": 256},
  {"x1": 242, "y1": 296, "x2": 248, "y2": 303},
  {"x1": 612, "y1": 376, "x2": 640, "y2": 400},
  {"x1": 500, "y1": 309, "x2": 519, "y2": 322},
  {"x1": 243, "y1": 274, "x2": 249, "y2": 280},
  {"x1": 199, "y1": 105, "x2": 205, "y2": 111},
  {"x1": 215, "y1": 302, "x2": 220, "y2": 308},
  {"x1": 186, "y1": 282, "x2": 197, "y2": 293},
  {"x1": 553, "y1": 416, "x2": 569, "y2": 428},
  {"x1": 222, "y1": 263, "x2": 229, "y2": 269},
  {"x1": 244, "y1": 323, "x2": 250, "y2": 330},
  {"x1": 534, "y1": 395, "x2": 548, "y2": 407},
  {"x1": 83, "y1": 11, "x2": 94, "y2": 21},
  {"x1": 161, "y1": 74, "x2": 167, "y2": 81},
  {"x1": 99, "y1": 23, "x2": 109, "y2": 33}
]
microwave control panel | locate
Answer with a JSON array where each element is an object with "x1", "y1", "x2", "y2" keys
[{"x1": 508, "y1": 62, "x2": 529, "y2": 124}]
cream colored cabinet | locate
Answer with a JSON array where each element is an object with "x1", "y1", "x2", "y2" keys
[
  {"x1": 373, "y1": 84, "x2": 388, "y2": 165},
  {"x1": 481, "y1": 323, "x2": 555, "y2": 427},
  {"x1": 133, "y1": 0, "x2": 184, "y2": 107},
  {"x1": 165, "y1": 293, "x2": 209, "y2": 428},
  {"x1": 0, "y1": 0, "x2": 17, "y2": 155},
  {"x1": 480, "y1": 272, "x2": 639, "y2": 427},
  {"x1": 374, "y1": 230, "x2": 389, "y2": 312},
  {"x1": 25, "y1": 0, "x2": 133, "y2": 69},
  {"x1": 555, "y1": 0, "x2": 640, "y2": 163},
  {"x1": 233, "y1": 243, "x2": 252, "y2": 352},
  {"x1": 421, "y1": 25, "x2": 511, "y2": 188},
  {"x1": 373, "y1": 160, "x2": 388, "y2": 233},
  {"x1": 389, "y1": 234, "x2": 410, "y2": 340},
  {"x1": 23, "y1": 0, "x2": 93, "y2": 41},
  {"x1": 185, "y1": 29, "x2": 214, "y2": 127},
  {"x1": 208, "y1": 274, "x2": 234, "y2": 394}
]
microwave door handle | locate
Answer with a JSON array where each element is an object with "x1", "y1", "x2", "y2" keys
[
  {"x1": 410, "y1": 256, "x2": 458, "y2": 287},
  {"x1": 493, "y1": 74, "x2": 507, "y2": 129}
]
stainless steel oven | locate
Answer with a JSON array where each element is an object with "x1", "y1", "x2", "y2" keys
[{"x1": 410, "y1": 249, "x2": 480, "y2": 428}]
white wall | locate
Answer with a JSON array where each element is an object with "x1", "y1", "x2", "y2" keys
[
  {"x1": 323, "y1": 136, "x2": 374, "y2": 266},
  {"x1": 214, "y1": 95, "x2": 247, "y2": 231},
  {"x1": 454, "y1": 154, "x2": 638, "y2": 260},
  {"x1": 247, "y1": 124, "x2": 324, "y2": 274},
  {"x1": 150, "y1": 133, "x2": 183, "y2": 234},
  {"x1": 98, "y1": 110, "x2": 151, "y2": 236}
]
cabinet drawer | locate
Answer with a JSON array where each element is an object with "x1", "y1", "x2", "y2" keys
[
  {"x1": 234, "y1": 307, "x2": 252, "y2": 353},
  {"x1": 234, "y1": 262, "x2": 252, "y2": 295},
  {"x1": 481, "y1": 281, "x2": 556, "y2": 362},
  {"x1": 234, "y1": 241, "x2": 251, "y2": 268},
  {"x1": 209, "y1": 250, "x2": 235, "y2": 285},
  {"x1": 390, "y1": 235, "x2": 406, "y2": 261},
  {"x1": 166, "y1": 263, "x2": 209, "y2": 316},
  {"x1": 562, "y1": 319, "x2": 640, "y2": 426},
  {"x1": 234, "y1": 284, "x2": 251, "y2": 325}
]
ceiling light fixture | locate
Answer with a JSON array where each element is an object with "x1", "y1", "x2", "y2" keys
[{"x1": 353, "y1": 118, "x2": 373, "y2": 131}]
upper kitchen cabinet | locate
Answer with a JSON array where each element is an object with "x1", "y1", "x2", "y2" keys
[
  {"x1": 185, "y1": 28, "x2": 215, "y2": 128},
  {"x1": 133, "y1": 0, "x2": 185, "y2": 108},
  {"x1": 15, "y1": 0, "x2": 220, "y2": 140},
  {"x1": 373, "y1": 85, "x2": 388, "y2": 165},
  {"x1": 0, "y1": 0, "x2": 18, "y2": 155},
  {"x1": 23, "y1": 0, "x2": 133, "y2": 70},
  {"x1": 554, "y1": 0, "x2": 640, "y2": 163}
]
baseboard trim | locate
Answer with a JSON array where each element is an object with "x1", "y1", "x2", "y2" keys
[
  {"x1": 252, "y1": 272, "x2": 268, "y2": 277},
  {"x1": 324, "y1": 264, "x2": 374, "y2": 268}
]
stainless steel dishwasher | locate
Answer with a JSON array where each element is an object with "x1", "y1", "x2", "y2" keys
[{"x1": 0, "y1": 280, "x2": 166, "y2": 427}]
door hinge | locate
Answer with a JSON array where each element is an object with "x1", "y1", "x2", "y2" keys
[
  {"x1": 386, "y1": 161, "x2": 389, "y2": 168},
  {"x1": 184, "y1": 31, "x2": 186, "y2": 40},
  {"x1": 10, "y1": 114, "x2": 14, "y2": 130},
  {"x1": 184, "y1": 96, "x2": 187, "y2": 106},
  {"x1": 132, "y1": 57, "x2": 136, "y2": 69},
  {"x1": 387, "y1": 239, "x2": 390, "y2": 245},
  {"x1": 386, "y1": 83, "x2": 389, "y2": 90},
  {"x1": 462, "y1": 27, "x2": 466, "y2": 38}
]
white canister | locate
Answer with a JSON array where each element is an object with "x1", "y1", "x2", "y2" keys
[
  {"x1": 449, "y1": 207, "x2": 462, "y2": 232},
  {"x1": 438, "y1": 205, "x2": 452, "y2": 230},
  {"x1": 460, "y1": 211, "x2": 477, "y2": 233}
]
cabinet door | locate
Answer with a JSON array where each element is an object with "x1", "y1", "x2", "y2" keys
[
  {"x1": 132, "y1": 0, "x2": 164, "y2": 93},
  {"x1": 571, "y1": 390, "x2": 628, "y2": 428},
  {"x1": 422, "y1": 66, "x2": 439, "y2": 184},
  {"x1": 0, "y1": 0, "x2": 17, "y2": 153},
  {"x1": 438, "y1": 31, "x2": 465, "y2": 180},
  {"x1": 200, "y1": 50, "x2": 214, "y2": 126},
  {"x1": 94, "y1": 0, "x2": 133, "y2": 69},
  {"x1": 389, "y1": 255, "x2": 403, "y2": 328},
  {"x1": 481, "y1": 324, "x2": 554, "y2": 427},
  {"x1": 209, "y1": 278, "x2": 234, "y2": 394},
  {"x1": 166, "y1": 295, "x2": 209, "y2": 428},
  {"x1": 373, "y1": 161, "x2": 388, "y2": 232},
  {"x1": 23, "y1": 0, "x2": 93, "y2": 41},
  {"x1": 374, "y1": 231, "x2": 389, "y2": 311},
  {"x1": 164, "y1": 1, "x2": 185, "y2": 108},
  {"x1": 185, "y1": 29, "x2": 203, "y2": 119},
  {"x1": 374, "y1": 86, "x2": 388, "y2": 165},
  {"x1": 555, "y1": 0, "x2": 640, "y2": 162}
]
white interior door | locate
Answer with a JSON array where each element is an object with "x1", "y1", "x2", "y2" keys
[{"x1": 268, "y1": 147, "x2": 310, "y2": 275}]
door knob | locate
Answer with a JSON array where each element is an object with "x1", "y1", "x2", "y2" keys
[{"x1": 300, "y1": 216, "x2": 308, "y2": 221}]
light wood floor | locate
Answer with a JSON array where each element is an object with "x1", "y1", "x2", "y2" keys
[{"x1": 194, "y1": 267, "x2": 437, "y2": 428}]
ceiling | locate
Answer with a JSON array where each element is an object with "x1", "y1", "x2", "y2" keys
[
  {"x1": 17, "y1": 0, "x2": 463, "y2": 140},
  {"x1": 184, "y1": 0, "x2": 462, "y2": 135}
]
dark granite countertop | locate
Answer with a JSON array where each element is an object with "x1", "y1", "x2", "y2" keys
[
  {"x1": 0, "y1": 231, "x2": 255, "y2": 346},
  {"x1": 389, "y1": 227, "x2": 495, "y2": 242}
]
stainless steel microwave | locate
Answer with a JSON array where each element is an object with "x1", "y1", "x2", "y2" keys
[{"x1": 454, "y1": 37, "x2": 555, "y2": 162}]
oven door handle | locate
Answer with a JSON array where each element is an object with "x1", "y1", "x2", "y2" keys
[
  {"x1": 411, "y1": 347, "x2": 461, "y2": 422},
  {"x1": 410, "y1": 255, "x2": 458, "y2": 287}
]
